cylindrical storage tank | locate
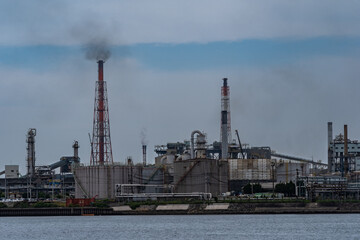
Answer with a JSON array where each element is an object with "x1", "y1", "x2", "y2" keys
[{"x1": 166, "y1": 154, "x2": 175, "y2": 164}]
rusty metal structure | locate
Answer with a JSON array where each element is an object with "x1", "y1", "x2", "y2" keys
[{"x1": 90, "y1": 60, "x2": 113, "y2": 165}]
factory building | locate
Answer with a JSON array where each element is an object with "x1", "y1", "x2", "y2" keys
[
  {"x1": 4, "y1": 165, "x2": 19, "y2": 179},
  {"x1": 1, "y1": 69, "x2": 326, "y2": 201},
  {"x1": 173, "y1": 158, "x2": 228, "y2": 196},
  {"x1": 153, "y1": 130, "x2": 229, "y2": 197},
  {"x1": 276, "y1": 161, "x2": 309, "y2": 183},
  {"x1": 296, "y1": 176, "x2": 360, "y2": 200},
  {"x1": 74, "y1": 164, "x2": 165, "y2": 199},
  {"x1": 328, "y1": 122, "x2": 360, "y2": 174},
  {"x1": 0, "y1": 129, "x2": 79, "y2": 199}
]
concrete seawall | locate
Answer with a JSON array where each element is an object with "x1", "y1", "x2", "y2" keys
[
  {"x1": 0, "y1": 207, "x2": 113, "y2": 217},
  {"x1": 2, "y1": 202, "x2": 360, "y2": 216}
]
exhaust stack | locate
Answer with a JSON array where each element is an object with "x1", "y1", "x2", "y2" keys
[
  {"x1": 98, "y1": 60, "x2": 104, "y2": 165},
  {"x1": 344, "y1": 124, "x2": 348, "y2": 174},
  {"x1": 221, "y1": 111, "x2": 228, "y2": 159},
  {"x1": 90, "y1": 60, "x2": 113, "y2": 165},
  {"x1": 327, "y1": 122, "x2": 333, "y2": 172},
  {"x1": 220, "y1": 78, "x2": 230, "y2": 159},
  {"x1": 142, "y1": 145, "x2": 147, "y2": 166},
  {"x1": 26, "y1": 128, "x2": 36, "y2": 178}
]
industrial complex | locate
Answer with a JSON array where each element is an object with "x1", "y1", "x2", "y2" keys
[{"x1": 2, "y1": 58, "x2": 360, "y2": 203}]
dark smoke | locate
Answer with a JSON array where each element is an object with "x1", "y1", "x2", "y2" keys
[{"x1": 85, "y1": 39, "x2": 111, "y2": 61}]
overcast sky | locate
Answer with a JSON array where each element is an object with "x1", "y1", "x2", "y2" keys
[{"x1": 1, "y1": 0, "x2": 360, "y2": 173}]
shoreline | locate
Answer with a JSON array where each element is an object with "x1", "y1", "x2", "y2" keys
[{"x1": 2, "y1": 202, "x2": 360, "y2": 216}]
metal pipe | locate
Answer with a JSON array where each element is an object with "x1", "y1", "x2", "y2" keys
[{"x1": 191, "y1": 130, "x2": 203, "y2": 159}]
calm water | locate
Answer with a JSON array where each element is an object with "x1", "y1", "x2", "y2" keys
[{"x1": 1, "y1": 214, "x2": 359, "y2": 240}]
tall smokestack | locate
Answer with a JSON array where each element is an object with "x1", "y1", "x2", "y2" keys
[
  {"x1": 26, "y1": 128, "x2": 36, "y2": 178},
  {"x1": 221, "y1": 111, "x2": 228, "y2": 159},
  {"x1": 98, "y1": 60, "x2": 104, "y2": 164},
  {"x1": 327, "y1": 122, "x2": 333, "y2": 173},
  {"x1": 90, "y1": 60, "x2": 113, "y2": 165},
  {"x1": 220, "y1": 78, "x2": 230, "y2": 159},
  {"x1": 220, "y1": 78, "x2": 232, "y2": 144},
  {"x1": 344, "y1": 124, "x2": 348, "y2": 174},
  {"x1": 98, "y1": 60, "x2": 104, "y2": 81},
  {"x1": 142, "y1": 145, "x2": 147, "y2": 166}
]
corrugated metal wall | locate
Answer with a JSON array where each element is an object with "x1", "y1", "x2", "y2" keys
[
  {"x1": 74, "y1": 165, "x2": 164, "y2": 199},
  {"x1": 229, "y1": 159, "x2": 271, "y2": 180}
]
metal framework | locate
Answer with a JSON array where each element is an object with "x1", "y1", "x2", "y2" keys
[{"x1": 91, "y1": 60, "x2": 113, "y2": 165}]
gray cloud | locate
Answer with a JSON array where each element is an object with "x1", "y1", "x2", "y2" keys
[{"x1": 1, "y1": 1, "x2": 360, "y2": 45}]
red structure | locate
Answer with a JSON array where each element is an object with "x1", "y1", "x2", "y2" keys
[
  {"x1": 66, "y1": 197, "x2": 95, "y2": 207},
  {"x1": 91, "y1": 60, "x2": 113, "y2": 165}
]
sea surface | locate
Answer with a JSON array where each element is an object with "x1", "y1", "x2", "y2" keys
[{"x1": 1, "y1": 214, "x2": 359, "y2": 240}]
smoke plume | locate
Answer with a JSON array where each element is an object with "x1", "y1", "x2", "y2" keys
[
  {"x1": 85, "y1": 39, "x2": 111, "y2": 61},
  {"x1": 140, "y1": 128, "x2": 148, "y2": 145}
]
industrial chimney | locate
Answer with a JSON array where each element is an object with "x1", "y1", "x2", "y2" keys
[
  {"x1": 90, "y1": 60, "x2": 113, "y2": 165},
  {"x1": 220, "y1": 78, "x2": 230, "y2": 159},
  {"x1": 344, "y1": 124, "x2": 348, "y2": 174},
  {"x1": 26, "y1": 128, "x2": 36, "y2": 178},
  {"x1": 327, "y1": 122, "x2": 333, "y2": 173},
  {"x1": 142, "y1": 145, "x2": 147, "y2": 166}
]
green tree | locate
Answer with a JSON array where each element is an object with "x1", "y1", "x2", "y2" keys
[
  {"x1": 285, "y1": 181, "x2": 295, "y2": 197},
  {"x1": 243, "y1": 183, "x2": 252, "y2": 194},
  {"x1": 275, "y1": 181, "x2": 295, "y2": 197},
  {"x1": 243, "y1": 183, "x2": 263, "y2": 194},
  {"x1": 275, "y1": 182, "x2": 286, "y2": 194},
  {"x1": 253, "y1": 183, "x2": 263, "y2": 193}
]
